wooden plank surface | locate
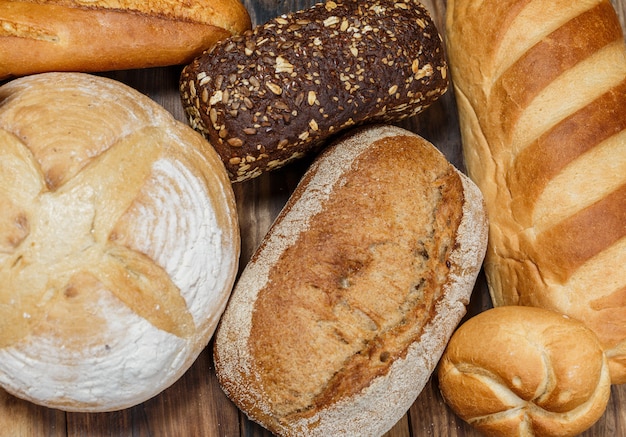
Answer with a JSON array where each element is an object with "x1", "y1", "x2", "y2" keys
[{"x1": 1, "y1": 0, "x2": 625, "y2": 436}]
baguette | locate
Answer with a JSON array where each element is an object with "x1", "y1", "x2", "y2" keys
[
  {"x1": 180, "y1": 0, "x2": 448, "y2": 182},
  {"x1": 445, "y1": 0, "x2": 626, "y2": 383},
  {"x1": 213, "y1": 125, "x2": 488, "y2": 436},
  {"x1": 0, "y1": 0, "x2": 251, "y2": 79}
]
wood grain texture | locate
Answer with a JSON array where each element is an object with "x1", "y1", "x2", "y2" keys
[{"x1": 0, "y1": 0, "x2": 624, "y2": 436}]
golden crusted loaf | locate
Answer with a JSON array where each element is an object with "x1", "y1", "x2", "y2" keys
[
  {"x1": 0, "y1": 72, "x2": 240, "y2": 411},
  {"x1": 446, "y1": 0, "x2": 626, "y2": 383},
  {"x1": 438, "y1": 306, "x2": 612, "y2": 437},
  {"x1": 0, "y1": 0, "x2": 251, "y2": 79},
  {"x1": 213, "y1": 125, "x2": 488, "y2": 436}
]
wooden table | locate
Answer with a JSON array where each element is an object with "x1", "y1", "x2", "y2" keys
[{"x1": 1, "y1": 0, "x2": 625, "y2": 435}]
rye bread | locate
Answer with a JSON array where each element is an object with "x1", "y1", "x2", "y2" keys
[{"x1": 180, "y1": 0, "x2": 448, "y2": 181}]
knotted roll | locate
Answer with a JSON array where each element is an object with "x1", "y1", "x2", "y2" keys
[{"x1": 438, "y1": 306, "x2": 612, "y2": 437}]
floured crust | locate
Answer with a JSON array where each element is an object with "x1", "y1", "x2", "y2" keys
[
  {"x1": 0, "y1": 72, "x2": 240, "y2": 412},
  {"x1": 214, "y1": 125, "x2": 488, "y2": 436}
]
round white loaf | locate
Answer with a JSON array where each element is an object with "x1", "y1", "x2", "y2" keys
[{"x1": 0, "y1": 72, "x2": 240, "y2": 412}]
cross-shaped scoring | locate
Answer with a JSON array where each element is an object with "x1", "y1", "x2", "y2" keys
[{"x1": 0, "y1": 72, "x2": 239, "y2": 411}]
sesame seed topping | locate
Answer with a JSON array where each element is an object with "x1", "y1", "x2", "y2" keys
[
  {"x1": 275, "y1": 56, "x2": 294, "y2": 74},
  {"x1": 209, "y1": 90, "x2": 222, "y2": 106},
  {"x1": 227, "y1": 137, "x2": 244, "y2": 147}
]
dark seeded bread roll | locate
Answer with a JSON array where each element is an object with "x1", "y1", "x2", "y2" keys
[
  {"x1": 213, "y1": 125, "x2": 488, "y2": 436},
  {"x1": 180, "y1": 0, "x2": 448, "y2": 182}
]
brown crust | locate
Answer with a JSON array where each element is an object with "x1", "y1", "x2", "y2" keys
[
  {"x1": 180, "y1": 0, "x2": 448, "y2": 182},
  {"x1": 9, "y1": 0, "x2": 249, "y2": 29},
  {"x1": 0, "y1": 0, "x2": 251, "y2": 79},
  {"x1": 438, "y1": 306, "x2": 612, "y2": 436},
  {"x1": 213, "y1": 125, "x2": 488, "y2": 436},
  {"x1": 446, "y1": 0, "x2": 626, "y2": 383}
]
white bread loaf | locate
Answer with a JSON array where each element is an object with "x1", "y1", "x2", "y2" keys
[
  {"x1": 0, "y1": 0, "x2": 251, "y2": 80},
  {"x1": 213, "y1": 125, "x2": 488, "y2": 436},
  {"x1": 0, "y1": 72, "x2": 240, "y2": 412},
  {"x1": 438, "y1": 306, "x2": 612, "y2": 437},
  {"x1": 445, "y1": 0, "x2": 626, "y2": 383}
]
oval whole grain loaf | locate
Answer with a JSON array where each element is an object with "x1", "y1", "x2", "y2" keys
[
  {"x1": 213, "y1": 125, "x2": 488, "y2": 436},
  {"x1": 180, "y1": 0, "x2": 448, "y2": 182}
]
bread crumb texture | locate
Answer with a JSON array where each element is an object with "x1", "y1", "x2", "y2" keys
[{"x1": 180, "y1": 0, "x2": 448, "y2": 181}]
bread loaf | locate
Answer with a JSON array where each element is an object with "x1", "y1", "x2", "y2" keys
[
  {"x1": 438, "y1": 306, "x2": 612, "y2": 437},
  {"x1": 0, "y1": 0, "x2": 251, "y2": 79},
  {"x1": 180, "y1": 0, "x2": 449, "y2": 182},
  {"x1": 445, "y1": 0, "x2": 626, "y2": 383},
  {"x1": 213, "y1": 125, "x2": 488, "y2": 436},
  {"x1": 0, "y1": 72, "x2": 240, "y2": 412}
]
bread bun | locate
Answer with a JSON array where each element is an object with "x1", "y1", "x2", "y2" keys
[
  {"x1": 0, "y1": 0, "x2": 251, "y2": 79},
  {"x1": 214, "y1": 125, "x2": 488, "y2": 436},
  {"x1": 180, "y1": 0, "x2": 449, "y2": 182},
  {"x1": 0, "y1": 72, "x2": 240, "y2": 412},
  {"x1": 438, "y1": 306, "x2": 612, "y2": 437}
]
